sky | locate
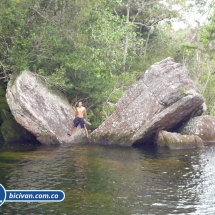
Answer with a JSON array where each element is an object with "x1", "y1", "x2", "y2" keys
[
  {"x1": 169, "y1": 0, "x2": 213, "y2": 30},
  {"x1": 172, "y1": 12, "x2": 209, "y2": 30}
]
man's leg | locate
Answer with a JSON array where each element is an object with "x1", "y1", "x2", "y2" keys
[
  {"x1": 70, "y1": 126, "x2": 75, "y2": 134},
  {"x1": 84, "y1": 126, "x2": 89, "y2": 138},
  {"x1": 80, "y1": 118, "x2": 89, "y2": 138},
  {"x1": 68, "y1": 125, "x2": 76, "y2": 136},
  {"x1": 68, "y1": 118, "x2": 78, "y2": 136}
]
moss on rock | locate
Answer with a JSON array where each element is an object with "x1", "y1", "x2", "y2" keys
[
  {"x1": 0, "y1": 109, "x2": 13, "y2": 122},
  {"x1": 0, "y1": 81, "x2": 9, "y2": 139},
  {"x1": 0, "y1": 85, "x2": 9, "y2": 126},
  {"x1": 0, "y1": 96, "x2": 7, "y2": 104},
  {"x1": 0, "y1": 103, "x2": 10, "y2": 111},
  {"x1": 0, "y1": 119, "x2": 36, "y2": 143},
  {"x1": 0, "y1": 131, "x2": 4, "y2": 144},
  {"x1": 0, "y1": 87, "x2": 5, "y2": 96}
]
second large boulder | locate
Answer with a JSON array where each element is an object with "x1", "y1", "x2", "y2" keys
[{"x1": 90, "y1": 57, "x2": 205, "y2": 146}]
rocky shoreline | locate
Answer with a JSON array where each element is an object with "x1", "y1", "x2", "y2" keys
[{"x1": 2, "y1": 58, "x2": 215, "y2": 149}]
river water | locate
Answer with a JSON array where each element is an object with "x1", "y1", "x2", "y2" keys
[{"x1": 0, "y1": 142, "x2": 215, "y2": 215}]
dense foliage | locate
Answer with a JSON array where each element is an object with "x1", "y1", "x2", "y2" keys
[{"x1": 0, "y1": 0, "x2": 214, "y2": 128}]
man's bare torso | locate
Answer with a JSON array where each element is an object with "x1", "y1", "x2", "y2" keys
[{"x1": 76, "y1": 106, "x2": 86, "y2": 118}]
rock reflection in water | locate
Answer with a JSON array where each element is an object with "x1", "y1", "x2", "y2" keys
[{"x1": 0, "y1": 143, "x2": 214, "y2": 215}]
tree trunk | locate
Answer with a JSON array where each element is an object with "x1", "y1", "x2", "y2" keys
[{"x1": 122, "y1": 0, "x2": 130, "y2": 73}]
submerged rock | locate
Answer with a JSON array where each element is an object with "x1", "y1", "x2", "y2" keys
[
  {"x1": 156, "y1": 130, "x2": 204, "y2": 150},
  {"x1": 6, "y1": 71, "x2": 85, "y2": 144},
  {"x1": 181, "y1": 115, "x2": 215, "y2": 144},
  {"x1": 89, "y1": 57, "x2": 205, "y2": 146}
]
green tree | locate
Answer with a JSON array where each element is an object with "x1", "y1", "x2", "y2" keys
[{"x1": 0, "y1": 0, "x2": 212, "y2": 128}]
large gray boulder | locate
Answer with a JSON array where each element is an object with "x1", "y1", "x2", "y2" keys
[
  {"x1": 156, "y1": 130, "x2": 204, "y2": 150},
  {"x1": 181, "y1": 115, "x2": 215, "y2": 143},
  {"x1": 6, "y1": 71, "x2": 85, "y2": 144},
  {"x1": 89, "y1": 57, "x2": 205, "y2": 146}
]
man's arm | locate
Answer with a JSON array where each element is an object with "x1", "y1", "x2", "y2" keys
[
  {"x1": 74, "y1": 108, "x2": 78, "y2": 118},
  {"x1": 84, "y1": 108, "x2": 88, "y2": 121}
]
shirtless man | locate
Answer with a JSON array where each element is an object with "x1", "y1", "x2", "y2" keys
[{"x1": 68, "y1": 101, "x2": 89, "y2": 137}]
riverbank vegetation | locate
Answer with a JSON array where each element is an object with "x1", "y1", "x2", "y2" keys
[{"x1": 0, "y1": 0, "x2": 215, "y2": 128}]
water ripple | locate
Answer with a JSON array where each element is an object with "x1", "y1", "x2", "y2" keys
[{"x1": 0, "y1": 143, "x2": 215, "y2": 214}]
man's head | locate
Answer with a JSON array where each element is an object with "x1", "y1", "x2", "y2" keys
[{"x1": 78, "y1": 101, "x2": 82, "y2": 107}]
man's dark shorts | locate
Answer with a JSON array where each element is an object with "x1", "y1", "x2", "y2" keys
[{"x1": 73, "y1": 117, "x2": 85, "y2": 128}]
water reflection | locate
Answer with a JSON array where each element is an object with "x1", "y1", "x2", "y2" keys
[
  {"x1": 0, "y1": 142, "x2": 214, "y2": 214},
  {"x1": 190, "y1": 146, "x2": 215, "y2": 215}
]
